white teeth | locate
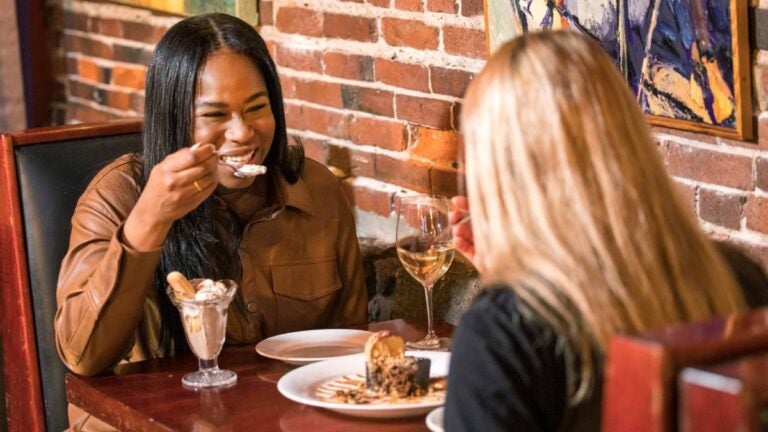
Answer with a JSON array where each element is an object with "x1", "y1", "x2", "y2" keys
[{"x1": 220, "y1": 151, "x2": 254, "y2": 165}]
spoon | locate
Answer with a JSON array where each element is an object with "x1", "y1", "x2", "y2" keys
[
  {"x1": 208, "y1": 146, "x2": 267, "y2": 178},
  {"x1": 230, "y1": 163, "x2": 267, "y2": 178}
]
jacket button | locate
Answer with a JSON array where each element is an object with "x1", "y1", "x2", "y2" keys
[{"x1": 246, "y1": 302, "x2": 258, "y2": 313}]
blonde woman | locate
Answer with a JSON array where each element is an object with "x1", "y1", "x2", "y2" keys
[{"x1": 444, "y1": 31, "x2": 768, "y2": 431}]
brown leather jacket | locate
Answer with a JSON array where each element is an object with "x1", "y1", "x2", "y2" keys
[{"x1": 55, "y1": 154, "x2": 368, "y2": 378}]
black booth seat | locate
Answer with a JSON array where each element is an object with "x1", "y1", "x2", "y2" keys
[{"x1": 0, "y1": 119, "x2": 142, "y2": 432}]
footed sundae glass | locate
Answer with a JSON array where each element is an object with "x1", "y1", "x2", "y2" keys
[{"x1": 167, "y1": 279, "x2": 238, "y2": 388}]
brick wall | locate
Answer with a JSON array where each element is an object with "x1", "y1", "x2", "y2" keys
[{"x1": 49, "y1": 0, "x2": 768, "y2": 267}]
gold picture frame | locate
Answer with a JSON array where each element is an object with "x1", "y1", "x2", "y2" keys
[
  {"x1": 483, "y1": 0, "x2": 753, "y2": 141},
  {"x1": 108, "y1": 0, "x2": 258, "y2": 26}
]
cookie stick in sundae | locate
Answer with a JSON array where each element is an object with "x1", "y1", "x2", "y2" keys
[{"x1": 167, "y1": 271, "x2": 196, "y2": 298}]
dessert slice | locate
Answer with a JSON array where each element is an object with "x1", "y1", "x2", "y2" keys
[{"x1": 364, "y1": 331, "x2": 431, "y2": 397}]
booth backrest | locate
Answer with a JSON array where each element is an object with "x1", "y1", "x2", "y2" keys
[
  {"x1": 0, "y1": 120, "x2": 142, "y2": 432},
  {"x1": 602, "y1": 306, "x2": 768, "y2": 432}
]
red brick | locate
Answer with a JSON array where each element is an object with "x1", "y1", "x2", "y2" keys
[
  {"x1": 760, "y1": 115, "x2": 768, "y2": 149},
  {"x1": 430, "y1": 67, "x2": 473, "y2": 97},
  {"x1": 428, "y1": 0, "x2": 457, "y2": 13},
  {"x1": 757, "y1": 157, "x2": 768, "y2": 191},
  {"x1": 341, "y1": 85, "x2": 395, "y2": 117},
  {"x1": 63, "y1": 11, "x2": 88, "y2": 32},
  {"x1": 280, "y1": 75, "x2": 296, "y2": 99},
  {"x1": 461, "y1": 0, "x2": 483, "y2": 16},
  {"x1": 746, "y1": 195, "x2": 768, "y2": 233},
  {"x1": 93, "y1": 18, "x2": 123, "y2": 38},
  {"x1": 666, "y1": 142, "x2": 753, "y2": 190},
  {"x1": 303, "y1": 106, "x2": 350, "y2": 139},
  {"x1": 76, "y1": 58, "x2": 100, "y2": 82},
  {"x1": 396, "y1": 95, "x2": 453, "y2": 129},
  {"x1": 113, "y1": 44, "x2": 153, "y2": 65},
  {"x1": 343, "y1": 182, "x2": 393, "y2": 217},
  {"x1": 323, "y1": 13, "x2": 377, "y2": 42},
  {"x1": 78, "y1": 35, "x2": 114, "y2": 59},
  {"x1": 444, "y1": 26, "x2": 486, "y2": 59},
  {"x1": 274, "y1": 45, "x2": 323, "y2": 73},
  {"x1": 395, "y1": 0, "x2": 422, "y2": 12},
  {"x1": 294, "y1": 79, "x2": 343, "y2": 108},
  {"x1": 112, "y1": 66, "x2": 146, "y2": 89},
  {"x1": 105, "y1": 89, "x2": 132, "y2": 111},
  {"x1": 130, "y1": 93, "x2": 144, "y2": 113},
  {"x1": 349, "y1": 116, "x2": 407, "y2": 151},
  {"x1": 374, "y1": 59, "x2": 429, "y2": 92},
  {"x1": 284, "y1": 102, "x2": 304, "y2": 130},
  {"x1": 68, "y1": 79, "x2": 93, "y2": 101},
  {"x1": 451, "y1": 102, "x2": 462, "y2": 130},
  {"x1": 410, "y1": 127, "x2": 459, "y2": 165},
  {"x1": 327, "y1": 145, "x2": 376, "y2": 178},
  {"x1": 367, "y1": 0, "x2": 390, "y2": 6},
  {"x1": 298, "y1": 136, "x2": 327, "y2": 162},
  {"x1": 375, "y1": 154, "x2": 431, "y2": 192},
  {"x1": 323, "y1": 52, "x2": 374, "y2": 81},
  {"x1": 755, "y1": 64, "x2": 768, "y2": 112},
  {"x1": 260, "y1": 1, "x2": 274, "y2": 26},
  {"x1": 68, "y1": 101, "x2": 117, "y2": 123},
  {"x1": 431, "y1": 166, "x2": 462, "y2": 196},
  {"x1": 123, "y1": 21, "x2": 166, "y2": 44},
  {"x1": 698, "y1": 188, "x2": 743, "y2": 230},
  {"x1": 381, "y1": 18, "x2": 439, "y2": 50},
  {"x1": 275, "y1": 7, "x2": 323, "y2": 37}
]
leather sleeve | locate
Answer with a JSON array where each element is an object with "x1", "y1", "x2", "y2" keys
[
  {"x1": 55, "y1": 158, "x2": 162, "y2": 376},
  {"x1": 328, "y1": 180, "x2": 368, "y2": 328}
]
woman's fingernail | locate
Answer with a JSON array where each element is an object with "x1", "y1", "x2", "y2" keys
[{"x1": 190, "y1": 143, "x2": 201, "y2": 150}]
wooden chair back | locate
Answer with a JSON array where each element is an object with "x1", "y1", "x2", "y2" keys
[
  {"x1": 0, "y1": 119, "x2": 142, "y2": 431},
  {"x1": 602, "y1": 307, "x2": 768, "y2": 432}
]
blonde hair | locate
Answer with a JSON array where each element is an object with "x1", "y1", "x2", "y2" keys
[{"x1": 461, "y1": 31, "x2": 745, "y2": 402}]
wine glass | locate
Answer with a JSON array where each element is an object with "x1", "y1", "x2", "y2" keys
[
  {"x1": 167, "y1": 279, "x2": 238, "y2": 388},
  {"x1": 396, "y1": 195, "x2": 455, "y2": 350}
]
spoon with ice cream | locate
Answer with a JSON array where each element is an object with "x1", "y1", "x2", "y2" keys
[{"x1": 192, "y1": 143, "x2": 268, "y2": 178}]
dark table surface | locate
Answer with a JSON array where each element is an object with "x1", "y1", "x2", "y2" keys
[{"x1": 66, "y1": 319, "x2": 454, "y2": 432}]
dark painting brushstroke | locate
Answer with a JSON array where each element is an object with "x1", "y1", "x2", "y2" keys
[{"x1": 509, "y1": 0, "x2": 737, "y2": 130}]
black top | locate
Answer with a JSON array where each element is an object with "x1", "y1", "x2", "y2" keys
[{"x1": 444, "y1": 243, "x2": 768, "y2": 432}]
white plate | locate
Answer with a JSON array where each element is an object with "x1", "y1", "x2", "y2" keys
[
  {"x1": 277, "y1": 350, "x2": 450, "y2": 418},
  {"x1": 255, "y1": 329, "x2": 373, "y2": 365},
  {"x1": 426, "y1": 407, "x2": 444, "y2": 432}
]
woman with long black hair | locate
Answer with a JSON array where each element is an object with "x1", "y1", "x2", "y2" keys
[{"x1": 55, "y1": 12, "x2": 366, "y2": 390}]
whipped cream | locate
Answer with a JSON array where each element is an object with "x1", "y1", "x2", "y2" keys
[{"x1": 194, "y1": 279, "x2": 228, "y2": 301}]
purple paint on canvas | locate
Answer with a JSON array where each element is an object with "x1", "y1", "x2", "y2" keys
[{"x1": 510, "y1": 0, "x2": 737, "y2": 129}]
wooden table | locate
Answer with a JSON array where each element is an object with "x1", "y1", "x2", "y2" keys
[{"x1": 66, "y1": 319, "x2": 453, "y2": 432}]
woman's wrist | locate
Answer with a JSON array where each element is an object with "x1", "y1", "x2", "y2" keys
[{"x1": 123, "y1": 204, "x2": 172, "y2": 252}]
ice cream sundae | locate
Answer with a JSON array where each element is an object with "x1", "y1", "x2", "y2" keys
[{"x1": 166, "y1": 272, "x2": 238, "y2": 388}]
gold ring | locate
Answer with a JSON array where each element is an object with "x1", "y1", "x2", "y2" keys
[{"x1": 193, "y1": 180, "x2": 202, "y2": 192}]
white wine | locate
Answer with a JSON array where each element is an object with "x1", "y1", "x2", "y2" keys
[{"x1": 397, "y1": 242, "x2": 455, "y2": 286}]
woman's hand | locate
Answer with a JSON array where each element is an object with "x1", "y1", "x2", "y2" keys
[
  {"x1": 123, "y1": 143, "x2": 219, "y2": 251},
  {"x1": 450, "y1": 196, "x2": 478, "y2": 268}
]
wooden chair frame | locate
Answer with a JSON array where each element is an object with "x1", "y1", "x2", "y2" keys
[{"x1": 0, "y1": 119, "x2": 142, "y2": 432}]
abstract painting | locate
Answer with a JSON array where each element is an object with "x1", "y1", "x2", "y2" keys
[
  {"x1": 109, "y1": 0, "x2": 258, "y2": 26},
  {"x1": 485, "y1": 1, "x2": 752, "y2": 140}
]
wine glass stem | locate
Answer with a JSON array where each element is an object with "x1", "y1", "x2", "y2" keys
[
  {"x1": 423, "y1": 283, "x2": 437, "y2": 340},
  {"x1": 199, "y1": 357, "x2": 219, "y2": 373}
]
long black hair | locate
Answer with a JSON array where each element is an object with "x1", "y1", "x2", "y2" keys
[{"x1": 139, "y1": 13, "x2": 303, "y2": 355}]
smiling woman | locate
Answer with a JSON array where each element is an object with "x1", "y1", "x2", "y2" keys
[{"x1": 54, "y1": 13, "x2": 368, "y2": 431}]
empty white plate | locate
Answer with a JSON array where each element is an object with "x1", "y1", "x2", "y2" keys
[{"x1": 255, "y1": 329, "x2": 373, "y2": 365}]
